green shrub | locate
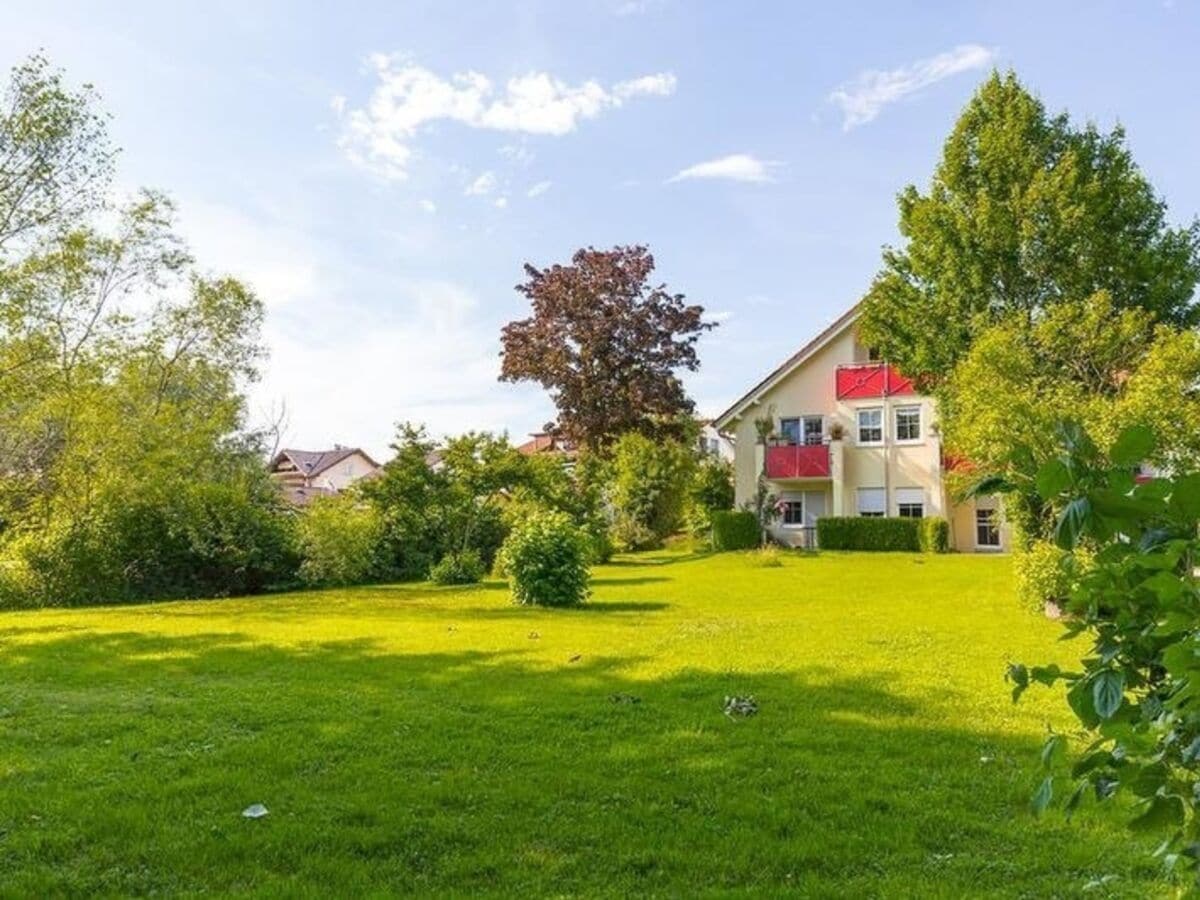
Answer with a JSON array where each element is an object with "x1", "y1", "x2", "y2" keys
[
  {"x1": 711, "y1": 510, "x2": 759, "y2": 551},
  {"x1": 4, "y1": 481, "x2": 298, "y2": 607},
  {"x1": 430, "y1": 549, "x2": 486, "y2": 585},
  {"x1": 1012, "y1": 539, "x2": 1092, "y2": 611},
  {"x1": 608, "y1": 432, "x2": 694, "y2": 550},
  {"x1": 817, "y1": 517, "x2": 920, "y2": 552},
  {"x1": 752, "y1": 546, "x2": 783, "y2": 567},
  {"x1": 296, "y1": 495, "x2": 385, "y2": 588},
  {"x1": 917, "y1": 517, "x2": 950, "y2": 553},
  {"x1": 497, "y1": 511, "x2": 590, "y2": 607}
]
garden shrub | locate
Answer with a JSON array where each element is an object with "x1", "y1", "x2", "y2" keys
[
  {"x1": 817, "y1": 517, "x2": 920, "y2": 552},
  {"x1": 917, "y1": 517, "x2": 950, "y2": 553},
  {"x1": 1012, "y1": 539, "x2": 1092, "y2": 611},
  {"x1": 296, "y1": 494, "x2": 385, "y2": 587},
  {"x1": 685, "y1": 456, "x2": 735, "y2": 537},
  {"x1": 608, "y1": 432, "x2": 694, "y2": 550},
  {"x1": 497, "y1": 511, "x2": 590, "y2": 607},
  {"x1": 711, "y1": 510, "x2": 759, "y2": 551},
  {"x1": 430, "y1": 549, "x2": 486, "y2": 585},
  {"x1": 752, "y1": 546, "x2": 783, "y2": 567}
]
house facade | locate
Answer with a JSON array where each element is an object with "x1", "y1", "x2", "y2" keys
[
  {"x1": 268, "y1": 446, "x2": 381, "y2": 505},
  {"x1": 697, "y1": 420, "x2": 736, "y2": 463},
  {"x1": 713, "y1": 305, "x2": 1008, "y2": 552}
]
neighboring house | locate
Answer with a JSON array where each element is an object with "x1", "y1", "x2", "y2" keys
[
  {"x1": 697, "y1": 419, "x2": 735, "y2": 463},
  {"x1": 269, "y1": 446, "x2": 381, "y2": 506},
  {"x1": 713, "y1": 303, "x2": 1008, "y2": 552},
  {"x1": 516, "y1": 431, "x2": 578, "y2": 460}
]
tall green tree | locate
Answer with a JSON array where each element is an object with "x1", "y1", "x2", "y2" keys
[{"x1": 858, "y1": 71, "x2": 1200, "y2": 382}]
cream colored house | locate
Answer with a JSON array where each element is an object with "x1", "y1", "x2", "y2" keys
[
  {"x1": 269, "y1": 446, "x2": 381, "y2": 506},
  {"x1": 713, "y1": 304, "x2": 1008, "y2": 552}
]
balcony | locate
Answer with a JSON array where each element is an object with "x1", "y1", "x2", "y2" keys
[
  {"x1": 836, "y1": 363, "x2": 915, "y2": 400},
  {"x1": 765, "y1": 443, "x2": 831, "y2": 479}
]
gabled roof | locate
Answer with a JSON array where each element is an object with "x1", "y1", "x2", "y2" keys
[
  {"x1": 269, "y1": 446, "x2": 380, "y2": 479},
  {"x1": 713, "y1": 302, "x2": 862, "y2": 430}
]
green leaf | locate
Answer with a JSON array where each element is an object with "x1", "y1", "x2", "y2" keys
[
  {"x1": 1035, "y1": 459, "x2": 1072, "y2": 500},
  {"x1": 1055, "y1": 497, "x2": 1091, "y2": 550},
  {"x1": 1007, "y1": 662, "x2": 1029, "y2": 703},
  {"x1": 1109, "y1": 425, "x2": 1154, "y2": 467},
  {"x1": 1169, "y1": 474, "x2": 1200, "y2": 522},
  {"x1": 1065, "y1": 780, "x2": 1088, "y2": 821},
  {"x1": 1129, "y1": 794, "x2": 1185, "y2": 833},
  {"x1": 1142, "y1": 571, "x2": 1184, "y2": 602},
  {"x1": 1071, "y1": 750, "x2": 1112, "y2": 779},
  {"x1": 1093, "y1": 670, "x2": 1125, "y2": 720},
  {"x1": 964, "y1": 474, "x2": 1011, "y2": 499},
  {"x1": 1031, "y1": 776, "x2": 1053, "y2": 817},
  {"x1": 1041, "y1": 733, "x2": 1066, "y2": 770},
  {"x1": 1067, "y1": 677, "x2": 1101, "y2": 729}
]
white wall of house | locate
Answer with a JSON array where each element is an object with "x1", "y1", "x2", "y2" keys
[
  {"x1": 718, "y1": 312, "x2": 1006, "y2": 552},
  {"x1": 312, "y1": 451, "x2": 378, "y2": 491}
]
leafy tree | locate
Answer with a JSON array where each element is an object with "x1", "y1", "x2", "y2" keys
[
  {"x1": 0, "y1": 55, "x2": 287, "y2": 606},
  {"x1": 942, "y1": 293, "x2": 1200, "y2": 545},
  {"x1": 684, "y1": 455, "x2": 734, "y2": 537},
  {"x1": 996, "y1": 422, "x2": 1200, "y2": 879},
  {"x1": 858, "y1": 71, "x2": 1200, "y2": 383},
  {"x1": 500, "y1": 245, "x2": 714, "y2": 449}
]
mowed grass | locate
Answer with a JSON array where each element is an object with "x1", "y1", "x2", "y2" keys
[{"x1": 0, "y1": 550, "x2": 1170, "y2": 897}]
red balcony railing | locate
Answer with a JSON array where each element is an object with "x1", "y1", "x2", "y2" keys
[
  {"x1": 836, "y1": 363, "x2": 915, "y2": 400},
  {"x1": 765, "y1": 443, "x2": 831, "y2": 479}
]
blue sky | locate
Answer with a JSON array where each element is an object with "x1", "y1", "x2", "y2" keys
[{"x1": 3, "y1": 1, "x2": 1198, "y2": 457}]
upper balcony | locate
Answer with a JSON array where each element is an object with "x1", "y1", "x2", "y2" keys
[
  {"x1": 835, "y1": 363, "x2": 916, "y2": 400},
  {"x1": 765, "y1": 442, "x2": 831, "y2": 479}
]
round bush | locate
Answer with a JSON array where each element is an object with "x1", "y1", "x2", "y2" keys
[
  {"x1": 1013, "y1": 539, "x2": 1093, "y2": 611},
  {"x1": 430, "y1": 549, "x2": 486, "y2": 586},
  {"x1": 296, "y1": 495, "x2": 385, "y2": 588},
  {"x1": 498, "y1": 511, "x2": 590, "y2": 607}
]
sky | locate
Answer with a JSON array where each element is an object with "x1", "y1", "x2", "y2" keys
[{"x1": 3, "y1": 1, "x2": 1198, "y2": 458}]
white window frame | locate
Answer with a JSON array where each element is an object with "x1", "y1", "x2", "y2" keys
[
  {"x1": 778, "y1": 417, "x2": 801, "y2": 445},
  {"x1": 856, "y1": 407, "x2": 883, "y2": 446},
  {"x1": 801, "y1": 415, "x2": 824, "y2": 446},
  {"x1": 780, "y1": 497, "x2": 806, "y2": 528},
  {"x1": 894, "y1": 405, "x2": 922, "y2": 444},
  {"x1": 974, "y1": 498, "x2": 1001, "y2": 549},
  {"x1": 857, "y1": 487, "x2": 886, "y2": 518}
]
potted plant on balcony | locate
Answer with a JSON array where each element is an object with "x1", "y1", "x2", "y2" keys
[{"x1": 829, "y1": 421, "x2": 845, "y2": 441}]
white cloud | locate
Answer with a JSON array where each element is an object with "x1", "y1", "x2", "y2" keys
[
  {"x1": 494, "y1": 196, "x2": 508, "y2": 209},
  {"x1": 418, "y1": 198, "x2": 436, "y2": 213},
  {"x1": 828, "y1": 44, "x2": 996, "y2": 130},
  {"x1": 667, "y1": 153, "x2": 778, "y2": 184},
  {"x1": 464, "y1": 171, "x2": 498, "y2": 196},
  {"x1": 254, "y1": 280, "x2": 552, "y2": 460},
  {"x1": 336, "y1": 55, "x2": 677, "y2": 180},
  {"x1": 526, "y1": 180, "x2": 553, "y2": 198}
]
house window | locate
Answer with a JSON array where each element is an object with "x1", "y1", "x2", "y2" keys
[
  {"x1": 780, "y1": 499, "x2": 805, "y2": 527},
  {"x1": 801, "y1": 416, "x2": 823, "y2": 445},
  {"x1": 857, "y1": 487, "x2": 885, "y2": 517},
  {"x1": 779, "y1": 418, "x2": 801, "y2": 445},
  {"x1": 857, "y1": 408, "x2": 883, "y2": 445},
  {"x1": 895, "y1": 487, "x2": 924, "y2": 519},
  {"x1": 894, "y1": 405, "x2": 921, "y2": 443},
  {"x1": 867, "y1": 346, "x2": 882, "y2": 361},
  {"x1": 975, "y1": 502, "x2": 1001, "y2": 548}
]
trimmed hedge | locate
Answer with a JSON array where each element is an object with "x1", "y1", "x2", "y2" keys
[
  {"x1": 918, "y1": 517, "x2": 950, "y2": 553},
  {"x1": 818, "y1": 516, "x2": 951, "y2": 552},
  {"x1": 711, "y1": 510, "x2": 759, "y2": 551}
]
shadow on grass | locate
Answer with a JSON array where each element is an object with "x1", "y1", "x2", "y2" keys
[{"x1": 0, "y1": 628, "x2": 1164, "y2": 897}]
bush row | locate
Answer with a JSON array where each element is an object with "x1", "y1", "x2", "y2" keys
[
  {"x1": 816, "y1": 516, "x2": 950, "y2": 553},
  {"x1": 711, "y1": 510, "x2": 760, "y2": 550}
]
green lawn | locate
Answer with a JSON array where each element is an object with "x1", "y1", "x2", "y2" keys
[{"x1": 0, "y1": 550, "x2": 1170, "y2": 896}]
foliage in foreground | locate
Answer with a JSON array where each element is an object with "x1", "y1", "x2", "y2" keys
[
  {"x1": 999, "y1": 422, "x2": 1200, "y2": 877},
  {"x1": 497, "y1": 511, "x2": 590, "y2": 607}
]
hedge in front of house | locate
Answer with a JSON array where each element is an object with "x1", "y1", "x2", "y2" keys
[
  {"x1": 817, "y1": 516, "x2": 920, "y2": 552},
  {"x1": 711, "y1": 510, "x2": 759, "y2": 551},
  {"x1": 918, "y1": 517, "x2": 950, "y2": 553}
]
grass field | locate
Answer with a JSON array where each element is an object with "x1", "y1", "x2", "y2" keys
[{"x1": 0, "y1": 550, "x2": 1170, "y2": 896}]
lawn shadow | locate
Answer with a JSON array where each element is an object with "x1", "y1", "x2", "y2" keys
[{"x1": 0, "y1": 626, "x2": 1165, "y2": 896}]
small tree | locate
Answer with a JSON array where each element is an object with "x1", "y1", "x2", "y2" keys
[
  {"x1": 296, "y1": 494, "x2": 384, "y2": 587},
  {"x1": 608, "y1": 432, "x2": 694, "y2": 551},
  {"x1": 685, "y1": 455, "x2": 734, "y2": 538},
  {"x1": 498, "y1": 511, "x2": 590, "y2": 607},
  {"x1": 500, "y1": 245, "x2": 715, "y2": 449}
]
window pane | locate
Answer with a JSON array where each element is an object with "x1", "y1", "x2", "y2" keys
[
  {"x1": 975, "y1": 509, "x2": 1000, "y2": 546},
  {"x1": 779, "y1": 418, "x2": 800, "y2": 444},
  {"x1": 898, "y1": 503, "x2": 923, "y2": 519},
  {"x1": 802, "y1": 416, "x2": 823, "y2": 445},
  {"x1": 895, "y1": 406, "x2": 920, "y2": 441},
  {"x1": 857, "y1": 408, "x2": 883, "y2": 443}
]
